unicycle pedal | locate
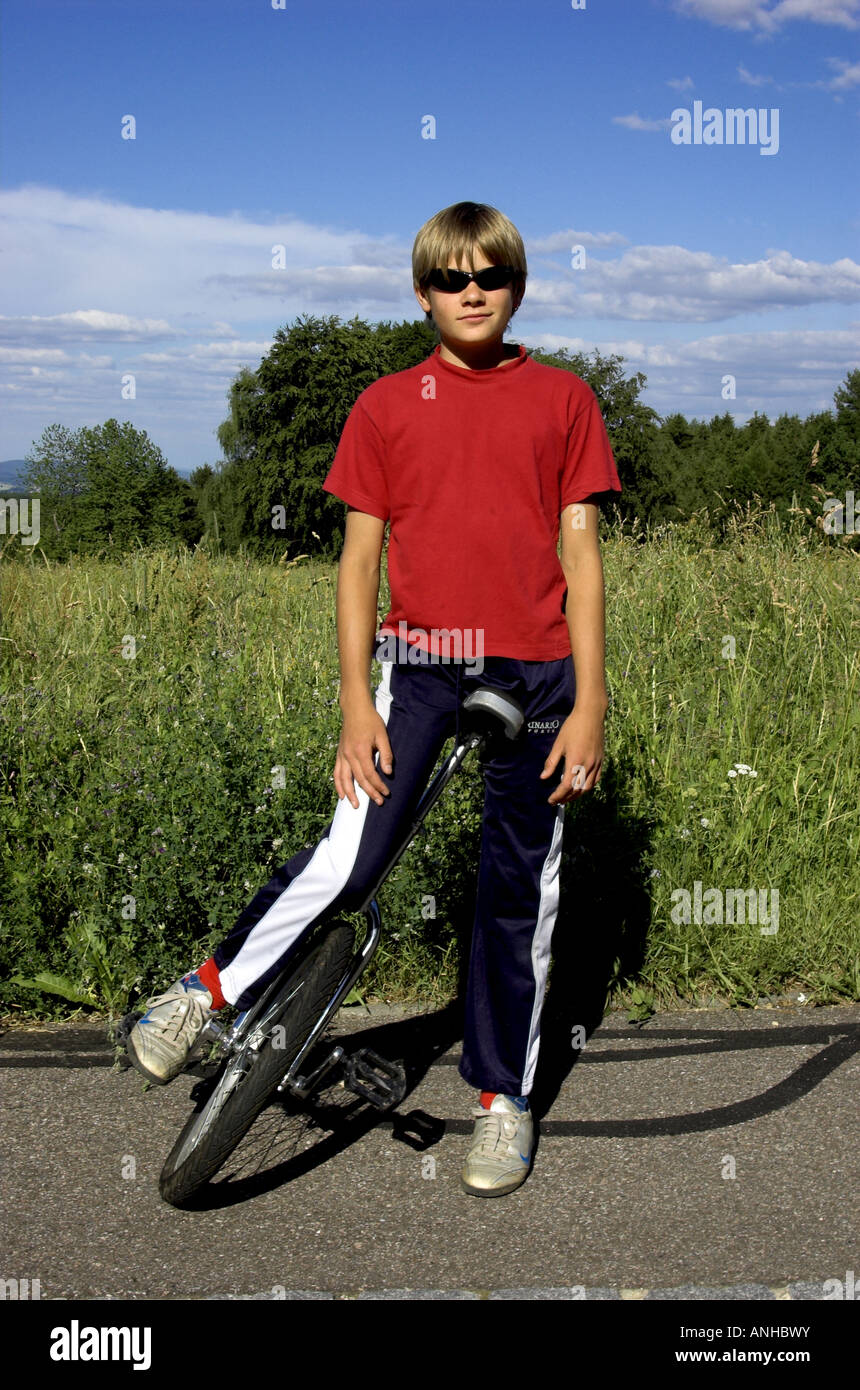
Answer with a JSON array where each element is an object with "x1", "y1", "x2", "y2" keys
[
  {"x1": 113, "y1": 1009, "x2": 143, "y2": 1047},
  {"x1": 112, "y1": 1008, "x2": 144, "y2": 1067},
  {"x1": 344, "y1": 1048, "x2": 407, "y2": 1110}
]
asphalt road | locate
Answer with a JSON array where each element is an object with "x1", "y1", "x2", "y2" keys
[{"x1": 1, "y1": 1001, "x2": 857, "y2": 1301}]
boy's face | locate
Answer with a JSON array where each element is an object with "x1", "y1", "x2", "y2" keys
[{"x1": 414, "y1": 249, "x2": 522, "y2": 349}]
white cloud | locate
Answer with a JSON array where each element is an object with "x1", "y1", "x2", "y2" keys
[
  {"x1": 0, "y1": 346, "x2": 71, "y2": 365},
  {"x1": 738, "y1": 63, "x2": 774, "y2": 85},
  {"x1": 826, "y1": 58, "x2": 860, "y2": 88},
  {"x1": 527, "y1": 230, "x2": 629, "y2": 252},
  {"x1": 529, "y1": 324, "x2": 860, "y2": 368},
  {"x1": 672, "y1": 0, "x2": 859, "y2": 28},
  {"x1": 0, "y1": 184, "x2": 409, "y2": 322},
  {"x1": 770, "y1": 0, "x2": 860, "y2": 24},
  {"x1": 524, "y1": 326, "x2": 860, "y2": 421},
  {"x1": 0, "y1": 186, "x2": 857, "y2": 469},
  {"x1": 0, "y1": 310, "x2": 175, "y2": 343},
  {"x1": 612, "y1": 113, "x2": 674, "y2": 131},
  {"x1": 137, "y1": 341, "x2": 273, "y2": 365},
  {"x1": 204, "y1": 265, "x2": 407, "y2": 302},
  {"x1": 519, "y1": 247, "x2": 860, "y2": 323}
]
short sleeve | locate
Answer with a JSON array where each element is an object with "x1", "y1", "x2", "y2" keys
[
  {"x1": 560, "y1": 382, "x2": 622, "y2": 509},
  {"x1": 322, "y1": 394, "x2": 390, "y2": 521}
]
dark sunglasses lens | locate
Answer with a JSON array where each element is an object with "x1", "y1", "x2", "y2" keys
[
  {"x1": 475, "y1": 266, "x2": 513, "y2": 289},
  {"x1": 428, "y1": 266, "x2": 515, "y2": 292},
  {"x1": 428, "y1": 269, "x2": 469, "y2": 292}
]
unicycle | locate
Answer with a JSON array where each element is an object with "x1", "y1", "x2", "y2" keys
[{"x1": 153, "y1": 685, "x2": 525, "y2": 1207}]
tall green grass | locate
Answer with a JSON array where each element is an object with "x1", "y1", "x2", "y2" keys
[
  {"x1": 1, "y1": 502, "x2": 857, "y2": 1019},
  {"x1": 596, "y1": 502, "x2": 858, "y2": 1010}
]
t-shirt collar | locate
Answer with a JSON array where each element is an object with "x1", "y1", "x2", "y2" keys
[{"x1": 428, "y1": 342, "x2": 528, "y2": 377}]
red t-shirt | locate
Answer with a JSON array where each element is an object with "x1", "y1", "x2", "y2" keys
[{"x1": 322, "y1": 342, "x2": 622, "y2": 660}]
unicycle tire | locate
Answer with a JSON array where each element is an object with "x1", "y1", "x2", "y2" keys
[{"x1": 159, "y1": 920, "x2": 356, "y2": 1207}]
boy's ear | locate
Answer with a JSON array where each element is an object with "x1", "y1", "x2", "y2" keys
[{"x1": 414, "y1": 282, "x2": 432, "y2": 314}]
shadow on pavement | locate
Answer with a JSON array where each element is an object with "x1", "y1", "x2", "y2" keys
[{"x1": 167, "y1": 1001, "x2": 859, "y2": 1209}]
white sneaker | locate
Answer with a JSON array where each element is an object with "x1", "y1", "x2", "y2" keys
[
  {"x1": 126, "y1": 972, "x2": 215, "y2": 1084},
  {"x1": 461, "y1": 1094, "x2": 533, "y2": 1197}
]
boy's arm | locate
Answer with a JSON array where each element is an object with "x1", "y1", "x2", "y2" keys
[
  {"x1": 540, "y1": 498, "x2": 610, "y2": 804},
  {"x1": 333, "y1": 507, "x2": 394, "y2": 810}
]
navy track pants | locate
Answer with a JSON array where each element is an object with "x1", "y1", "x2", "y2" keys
[{"x1": 214, "y1": 651, "x2": 576, "y2": 1096}]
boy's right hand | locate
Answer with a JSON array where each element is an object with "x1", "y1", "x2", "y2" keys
[{"x1": 334, "y1": 700, "x2": 394, "y2": 809}]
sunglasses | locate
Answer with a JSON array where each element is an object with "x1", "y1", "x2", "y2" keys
[{"x1": 426, "y1": 265, "x2": 516, "y2": 293}]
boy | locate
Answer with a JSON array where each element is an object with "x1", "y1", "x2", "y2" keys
[{"x1": 127, "y1": 200, "x2": 621, "y2": 1197}]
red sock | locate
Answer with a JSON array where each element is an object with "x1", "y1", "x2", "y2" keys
[
  {"x1": 196, "y1": 956, "x2": 227, "y2": 1010},
  {"x1": 480, "y1": 1091, "x2": 498, "y2": 1109}
]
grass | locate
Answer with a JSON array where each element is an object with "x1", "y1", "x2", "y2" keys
[{"x1": 1, "y1": 501, "x2": 857, "y2": 1022}]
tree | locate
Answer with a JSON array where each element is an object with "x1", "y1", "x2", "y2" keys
[
  {"x1": 19, "y1": 424, "x2": 89, "y2": 558},
  {"x1": 21, "y1": 423, "x2": 87, "y2": 498},
  {"x1": 209, "y1": 315, "x2": 435, "y2": 559},
  {"x1": 833, "y1": 368, "x2": 860, "y2": 431},
  {"x1": 215, "y1": 367, "x2": 264, "y2": 468},
  {"x1": 528, "y1": 345, "x2": 669, "y2": 520},
  {"x1": 828, "y1": 369, "x2": 860, "y2": 481},
  {"x1": 73, "y1": 420, "x2": 196, "y2": 552},
  {"x1": 17, "y1": 420, "x2": 199, "y2": 558},
  {"x1": 375, "y1": 318, "x2": 437, "y2": 374},
  {"x1": 188, "y1": 463, "x2": 215, "y2": 493}
]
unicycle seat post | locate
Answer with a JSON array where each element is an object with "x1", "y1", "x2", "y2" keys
[{"x1": 355, "y1": 685, "x2": 526, "y2": 916}]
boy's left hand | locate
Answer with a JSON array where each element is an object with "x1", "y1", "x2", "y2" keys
[{"x1": 539, "y1": 706, "x2": 605, "y2": 804}]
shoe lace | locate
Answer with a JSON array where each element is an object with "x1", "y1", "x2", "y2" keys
[
  {"x1": 150, "y1": 991, "x2": 208, "y2": 1044},
  {"x1": 470, "y1": 1108, "x2": 519, "y2": 1158}
]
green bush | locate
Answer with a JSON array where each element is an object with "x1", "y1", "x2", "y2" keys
[{"x1": 1, "y1": 502, "x2": 857, "y2": 1020}]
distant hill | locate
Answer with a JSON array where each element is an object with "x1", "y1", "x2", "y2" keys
[{"x1": 0, "y1": 461, "x2": 36, "y2": 493}]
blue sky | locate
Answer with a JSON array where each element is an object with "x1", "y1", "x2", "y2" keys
[{"x1": 1, "y1": 0, "x2": 859, "y2": 478}]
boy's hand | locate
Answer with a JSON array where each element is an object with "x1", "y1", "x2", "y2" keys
[
  {"x1": 334, "y1": 698, "x2": 394, "y2": 809},
  {"x1": 539, "y1": 706, "x2": 605, "y2": 805}
]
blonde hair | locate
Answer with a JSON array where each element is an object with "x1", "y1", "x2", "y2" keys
[{"x1": 412, "y1": 201, "x2": 527, "y2": 319}]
